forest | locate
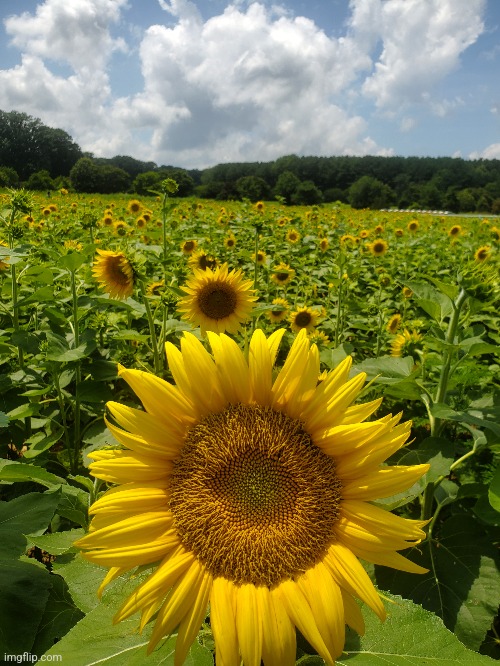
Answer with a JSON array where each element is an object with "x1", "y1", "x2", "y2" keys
[{"x1": 1, "y1": 109, "x2": 500, "y2": 212}]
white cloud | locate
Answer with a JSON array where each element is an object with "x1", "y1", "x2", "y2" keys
[
  {"x1": 469, "y1": 143, "x2": 500, "y2": 160},
  {"x1": 355, "y1": 0, "x2": 486, "y2": 112},
  {"x1": 0, "y1": 0, "x2": 489, "y2": 168}
]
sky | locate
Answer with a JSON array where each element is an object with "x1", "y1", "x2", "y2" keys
[{"x1": 0, "y1": 0, "x2": 499, "y2": 170}]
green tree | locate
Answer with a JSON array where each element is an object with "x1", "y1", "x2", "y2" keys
[
  {"x1": 25, "y1": 169, "x2": 55, "y2": 191},
  {"x1": 348, "y1": 175, "x2": 393, "y2": 209},
  {"x1": 69, "y1": 158, "x2": 101, "y2": 193},
  {"x1": 235, "y1": 175, "x2": 270, "y2": 202},
  {"x1": 0, "y1": 166, "x2": 19, "y2": 187},
  {"x1": 291, "y1": 180, "x2": 323, "y2": 205},
  {"x1": 273, "y1": 170, "x2": 301, "y2": 204},
  {"x1": 0, "y1": 110, "x2": 82, "y2": 180},
  {"x1": 133, "y1": 171, "x2": 162, "y2": 196}
]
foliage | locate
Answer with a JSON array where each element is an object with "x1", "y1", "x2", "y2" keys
[{"x1": 0, "y1": 189, "x2": 499, "y2": 663}]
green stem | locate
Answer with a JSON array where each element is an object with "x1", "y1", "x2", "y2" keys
[
  {"x1": 70, "y1": 269, "x2": 82, "y2": 473},
  {"x1": 53, "y1": 368, "x2": 74, "y2": 473},
  {"x1": 432, "y1": 288, "x2": 468, "y2": 434},
  {"x1": 139, "y1": 281, "x2": 161, "y2": 375}
]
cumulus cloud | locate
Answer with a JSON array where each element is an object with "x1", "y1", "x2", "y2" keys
[
  {"x1": 0, "y1": 0, "x2": 488, "y2": 167},
  {"x1": 469, "y1": 143, "x2": 500, "y2": 160},
  {"x1": 357, "y1": 0, "x2": 486, "y2": 112}
]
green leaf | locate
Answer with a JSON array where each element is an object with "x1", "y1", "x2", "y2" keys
[
  {"x1": 53, "y1": 555, "x2": 107, "y2": 613},
  {"x1": 23, "y1": 427, "x2": 64, "y2": 459},
  {"x1": 57, "y1": 485, "x2": 89, "y2": 527},
  {"x1": 0, "y1": 410, "x2": 9, "y2": 428},
  {"x1": 0, "y1": 461, "x2": 65, "y2": 488},
  {"x1": 0, "y1": 558, "x2": 52, "y2": 654},
  {"x1": 17, "y1": 285, "x2": 55, "y2": 307},
  {"x1": 337, "y1": 592, "x2": 495, "y2": 665},
  {"x1": 44, "y1": 567, "x2": 213, "y2": 665},
  {"x1": 58, "y1": 252, "x2": 86, "y2": 272},
  {"x1": 353, "y1": 356, "x2": 415, "y2": 382},
  {"x1": 405, "y1": 280, "x2": 454, "y2": 323},
  {"x1": 375, "y1": 514, "x2": 500, "y2": 651},
  {"x1": 77, "y1": 379, "x2": 114, "y2": 403},
  {"x1": 28, "y1": 528, "x2": 85, "y2": 555},
  {"x1": 0, "y1": 489, "x2": 61, "y2": 558},
  {"x1": 113, "y1": 329, "x2": 151, "y2": 342},
  {"x1": 487, "y1": 463, "x2": 500, "y2": 512},
  {"x1": 31, "y1": 573, "x2": 84, "y2": 656},
  {"x1": 431, "y1": 403, "x2": 500, "y2": 438},
  {"x1": 45, "y1": 331, "x2": 97, "y2": 362}
]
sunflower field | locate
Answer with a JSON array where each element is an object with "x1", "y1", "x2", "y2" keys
[{"x1": 0, "y1": 183, "x2": 499, "y2": 665}]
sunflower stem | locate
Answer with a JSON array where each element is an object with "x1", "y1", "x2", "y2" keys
[
  {"x1": 70, "y1": 268, "x2": 82, "y2": 472},
  {"x1": 139, "y1": 280, "x2": 161, "y2": 375}
]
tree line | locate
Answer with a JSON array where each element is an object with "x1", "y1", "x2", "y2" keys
[{"x1": 1, "y1": 109, "x2": 500, "y2": 212}]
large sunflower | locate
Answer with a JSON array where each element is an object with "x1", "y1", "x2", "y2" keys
[
  {"x1": 177, "y1": 263, "x2": 256, "y2": 334},
  {"x1": 92, "y1": 249, "x2": 135, "y2": 300},
  {"x1": 76, "y1": 329, "x2": 429, "y2": 665}
]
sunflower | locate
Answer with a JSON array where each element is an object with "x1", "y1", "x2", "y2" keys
[
  {"x1": 268, "y1": 297, "x2": 289, "y2": 323},
  {"x1": 308, "y1": 330, "x2": 330, "y2": 346},
  {"x1": 448, "y1": 224, "x2": 461, "y2": 237},
  {"x1": 289, "y1": 306, "x2": 320, "y2": 333},
  {"x1": 252, "y1": 250, "x2": 267, "y2": 265},
  {"x1": 127, "y1": 199, "x2": 142, "y2": 215},
  {"x1": 402, "y1": 286, "x2": 413, "y2": 299},
  {"x1": 387, "y1": 313, "x2": 402, "y2": 334},
  {"x1": 391, "y1": 329, "x2": 423, "y2": 358},
  {"x1": 181, "y1": 239, "x2": 198, "y2": 255},
  {"x1": 147, "y1": 280, "x2": 165, "y2": 297},
  {"x1": 102, "y1": 214, "x2": 114, "y2": 227},
  {"x1": 92, "y1": 249, "x2": 135, "y2": 300},
  {"x1": 474, "y1": 245, "x2": 491, "y2": 262},
  {"x1": 254, "y1": 200, "x2": 265, "y2": 212},
  {"x1": 136, "y1": 216, "x2": 147, "y2": 229},
  {"x1": 224, "y1": 235, "x2": 236, "y2": 250},
  {"x1": 407, "y1": 220, "x2": 419, "y2": 232},
  {"x1": 286, "y1": 229, "x2": 301, "y2": 244},
  {"x1": 113, "y1": 221, "x2": 128, "y2": 237},
  {"x1": 319, "y1": 237, "x2": 329, "y2": 252},
  {"x1": 491, "y1": 226, "x2": 500, "y2": 241},
  {"x1": 188, "y1": 250, "x2": 218, "y2": 271},
  {"x1": 367, "y1": 239, "x2": 388, "y2": 257},
  {"x1": 340, "y1": 234, "x2": 357, "y2": 246},
  {"x1": 0, "y1": 240, "x2": 9, "y2": 271},
  {"x1": 75, "y1": 329, "x2": 429, "y2": 664},
  {"x1": 395, "y1": 228, "x2": 404, "y2": 237},
  {"x1": 359, "y1": 229, "x2": 369, "y2": 239},
  {"x1": 271, "y1": 263, "x2": 295, "y2": 286},
  {"x1": 177, "y1": 263, "x2": 256, "y2": 334},
  {"x1": 374, "y1": 224, "x2": 384, "y2": 234}
]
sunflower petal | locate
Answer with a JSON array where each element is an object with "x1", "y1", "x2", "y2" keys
[{"x1": 211, "y1": 578, "x2": 240, "y2": 666}]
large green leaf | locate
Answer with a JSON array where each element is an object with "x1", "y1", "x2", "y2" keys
[
  {"x1": 487, "y1": 463, "x2": 500, "y2": 512},
  {"x1": 53, "y1": 554, "x2": 113, "y2": 614},
  {"x1": 375, "y1": 514, "x2": 500, "y2": 651},
  {"x1": 0, "y1": 489, "x2": 61, "y2": 558},
  {"x1": 31, "y1": 573, "x2": 84, "y2": 656},
  {"x1": 43, "y1": 570, "x2": 213, "y2": 665},
  {"x1": 28, "y1": 528, "x2": 85, "y2": 555},
  {"x1": 337, "y1": 592, "x2": 495, "y2": 664},
  {"x1": 0, "y1": 461, "x2": 65, "y2": 487},
  {"x1": 405, "y1": 280, "x2": 454, "y2": 323},
  {"x1": 0, "y1": 558, "x2": 52, "y2": 654}
]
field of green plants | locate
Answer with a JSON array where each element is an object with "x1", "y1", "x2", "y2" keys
[{"x1": 0, "y1": 184, "x2": 499, "y2": 664}]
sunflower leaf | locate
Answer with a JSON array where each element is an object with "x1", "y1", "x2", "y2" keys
[
  {"x1": 337, "y1": 591, "x2": 495, "y2": 665},
  {"x1": 375, "y1": 514, "x2": 500, "y2": 652}
]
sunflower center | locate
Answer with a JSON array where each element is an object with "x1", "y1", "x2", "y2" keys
[
  {"x1": 196, "y1": 281, "x2": 237, "y2": 320},
  {"x1": 169, "y1": 404, "x2": 342, "y2": 587},
  {"x1": 108, "y1": 257, "x2": 131, "y2": 286},
  {"x1": 276, "y1": 272, "x2": 288, "y2": 282},
  {"x1": 295, "y1": 311, "x2": 312, "y2": 327}
]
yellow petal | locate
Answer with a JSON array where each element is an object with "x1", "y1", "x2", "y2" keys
[
  {"x1": 325, "y1": 542, "x2": 386, "y2": 621},
  {"x1": 207, "y1": 332, "x2": 251, "y2": 404},
  {"x1": 235, "y1": 584, "x2": 263, "y2": 666},
  {"x1": 115, "y1": 549, "x2": 194, "y2": 623},
  {"x1": 147, "y1": 560, "x2": 205, "y2": 654},
  {"x1": 297, "y1": 562, "x2": 345, "y2": 659},
  {"x1": 347, "y1": 544, "x2": 428, "y2": 574},
  {"x1": 89, "y1": 450, "x2": 172, "y2": 484},
  {"x1": 340, "y1": 589, "x2": 365, "y2": 635},
  {"x1": 267, "y1": 328, "x2": 286, "y2": 367},
  {"x1": 258, "y1": 585, "x2": 296, "y2": 666},
  {"x1": 105, "y1": 417, "x2": 182, "y2": 459},
  {"x1": 249, "y1": 329, "x2": 273, "y2": 405},
  {"x1": 275, "y1": 579, "x2": 334, "y2": 666},
  {"x1": 81, "y1": 531, "x2": 179, "y2": 568},
  {"x1": 341, "y1": 397, "x2": 383, "y2": 425},
  {"x1": 89, "y1": 482, "x2": 169, "y2": 517},
  {"x1": 341, "y1": 465, "x2": 430, "y2": 501},
  {"x1": 75, "y1": 511, "x2": 173, "y2": 550},
  {"x1": 106, "y1": 402, "x2": 177, "y2": 448},
  {"x1": 174, "y1": 569, "x2": 212, "y2": 666},
  {"x1": 180, "y1": 333, "x2": 227, "y2": 415},
  {"x1": 341, "y1": 500, "x2": 428, "y2": 541},
  {"x1": 211, "y1": 578, "x2": 240, "y2": 666}
]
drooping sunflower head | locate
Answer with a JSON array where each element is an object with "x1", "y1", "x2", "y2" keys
[
  {"x1": 177, "y1": 263, "x2": 256, "y2": 334},
  {"x1": 319, "y1": 237, "x2": 329, "y2": 252},
  {"x1": 252, "y1": 249, "x2": 267, "y2": 265},
  {"x1": 76, "y1": 329, "x2": 429, "y2": 664},
  {"x1": 268, "y1": 297, "x2": 289, "y2": 323},
  {"x1": 387, "y1": 313, "x2": 402, "y2": 333},
  {"x1": 289, "y1": 306, "x2": 320, "y2": 333},
  {"x1": 188, "y1": 249, "x2": 218, "y2": 271},
  {"x1": 92, "y1": 249, "x2": 135, "y2": 300},
  {"x1": 368, "y1": 238, "x2": 388, "y2": 257},
  {"x1": 181, "y1": 239, "x2": 198, "y2": 255},
  {"x1": 271, "y1": 262, "x2": 295, "y2": 286},
  {"x1": 391, "y1": 329, "x2": 423, "y2": 358},
  {"x1": 474, "y1": 245, "x2": 491, "y2": 262}
]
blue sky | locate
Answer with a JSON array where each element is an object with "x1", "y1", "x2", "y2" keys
[{"x1": 0, "y1": 0, "x2": 498, "y2": 169}]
